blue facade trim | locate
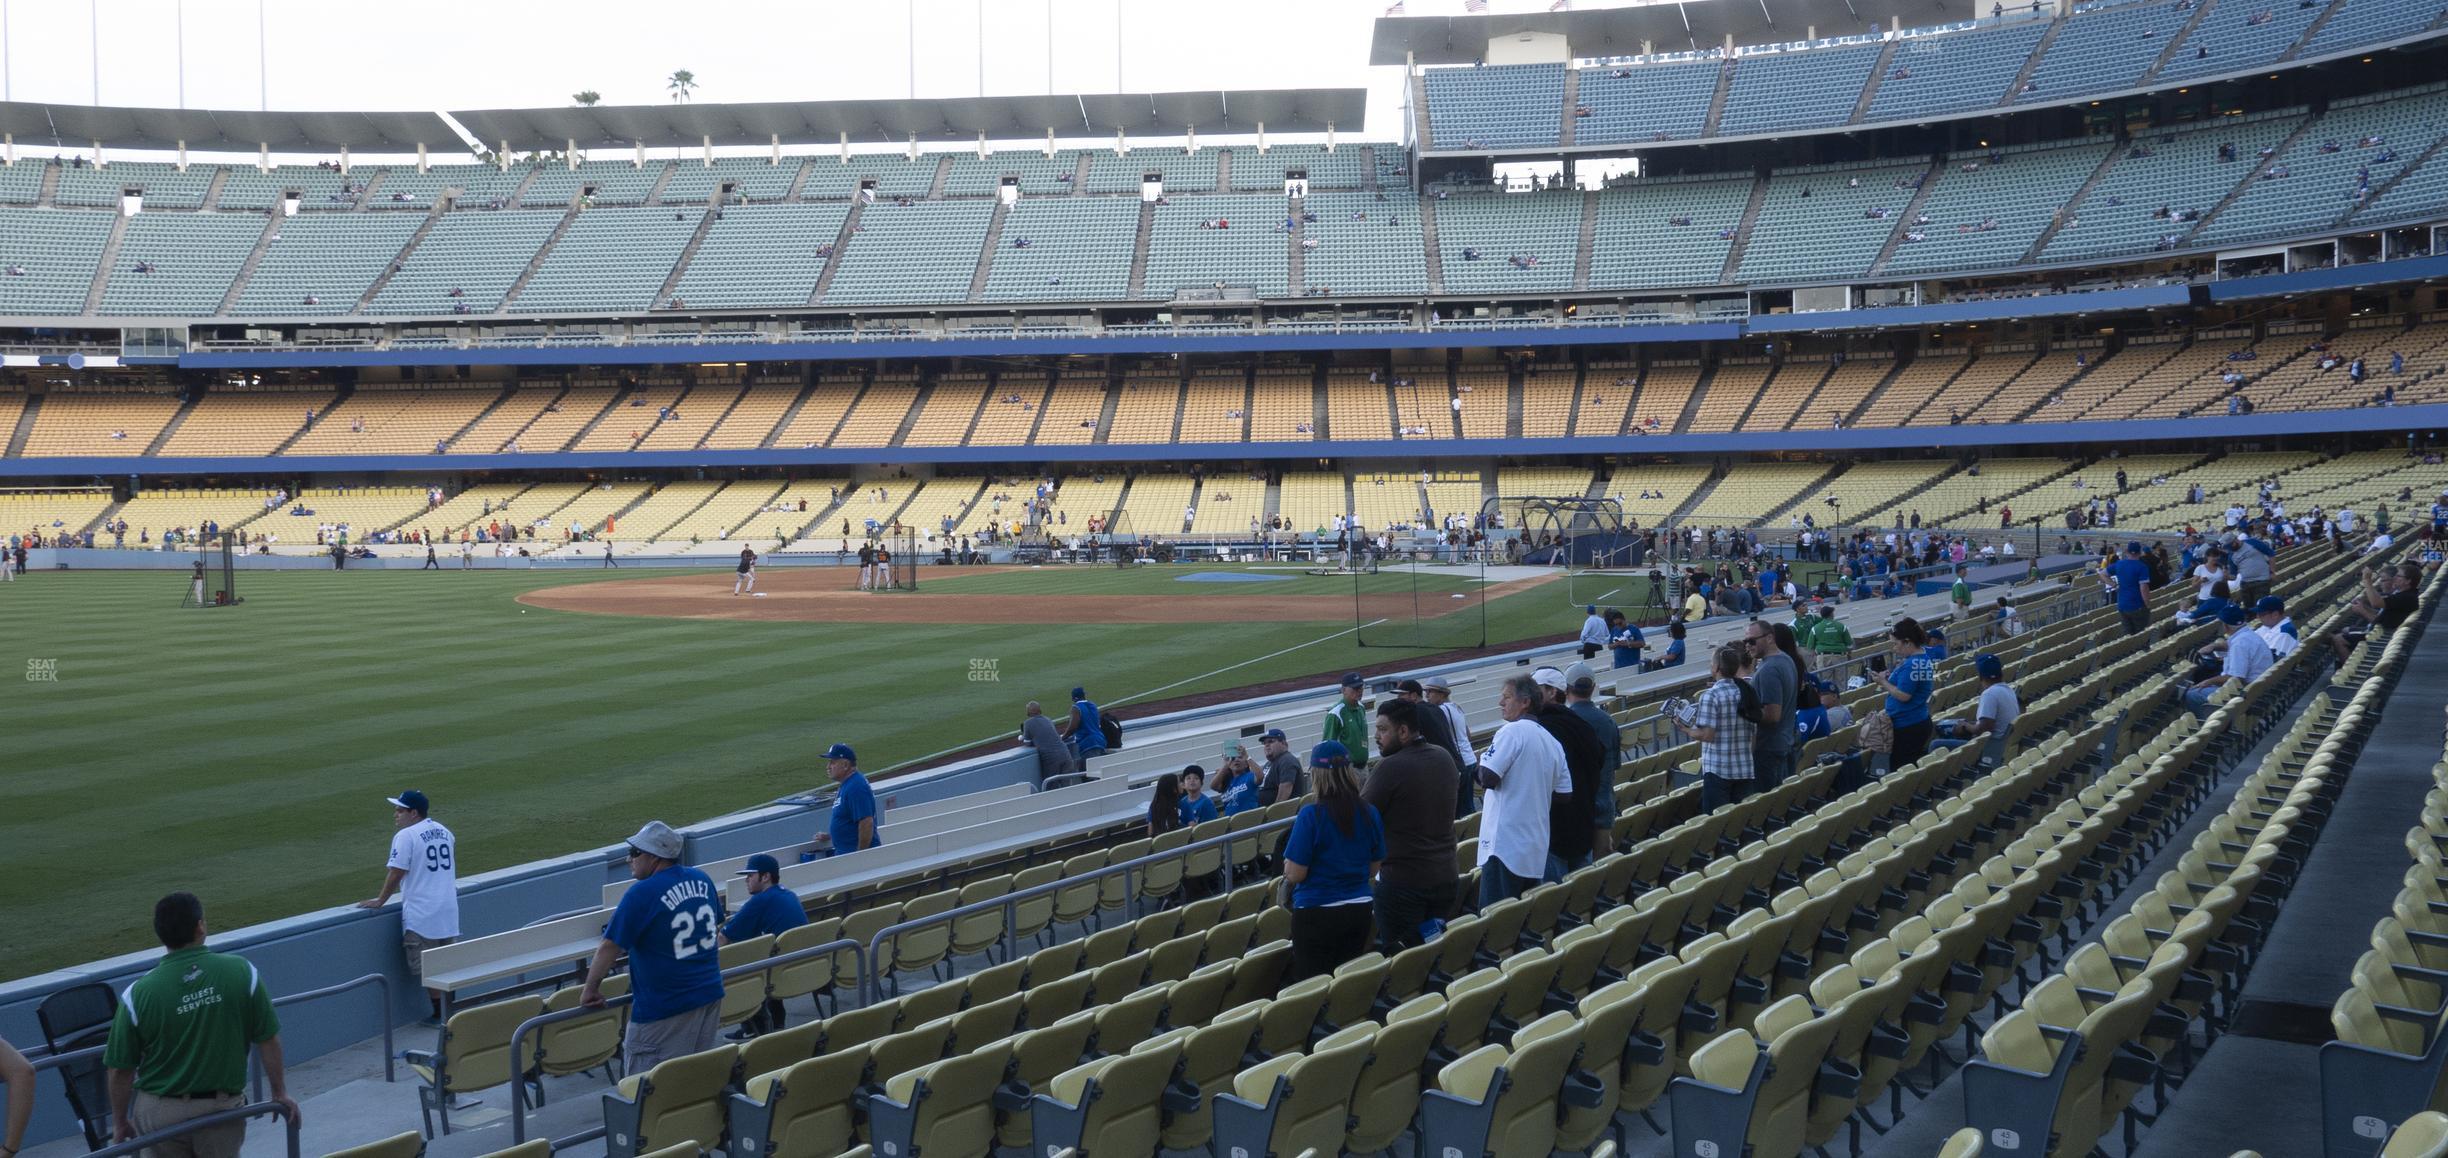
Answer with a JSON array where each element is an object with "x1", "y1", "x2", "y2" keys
[
  {"x1": 6, "y1": 404, "x2": 2436, "y2": 478},
  {"x1": 178, "y1": 321, "x2": 1748, "y2": 370},
  {"x1": 2205, "y1": 253, "x2": 2448, "y2": 301},
  {"x1": 1746, "y1": 285, "x2": 2193, "y2": 332}
]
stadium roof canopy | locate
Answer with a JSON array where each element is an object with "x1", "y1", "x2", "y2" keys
[
  {"x1": 0, "y1": 103, "x2": 452, "y2": 152},
  {"x1": 453, "y1": 89, "x2": 1369, "y2": 149},
  {"x1": 0, "y1": 89, "x2": 1364, "y2": 155},
  {"x1": 1369, "y1": 1, "x2": 1952, "y2": 64}
]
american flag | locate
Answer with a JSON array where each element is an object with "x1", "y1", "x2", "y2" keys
[{"x1": 1464, "y1": 0, "x2": 1488, "y2": 12}]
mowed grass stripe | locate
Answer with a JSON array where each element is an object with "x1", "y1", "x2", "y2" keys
[{"x1": 2, "y1": 568, "x2": 1571, "y2": 979}]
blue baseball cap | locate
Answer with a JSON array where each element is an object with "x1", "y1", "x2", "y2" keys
[
  {"x1": 2217, "y1": 605, "x2": 2251, "y2": 625},
  {"x1": 737, "y1": 853, "x2": 782, "y2": 878},
  {"x1": 1310, "y1": 740, "x2": 1350, "y2": 766},
  {"x1": 1260, "y1": 727, "x2": 1288, "y2": 743},
  {"x1": 824, "y1": 742, "x2": 856, "y2": 761},
  {"x1": 2126, "y1": 541, "x2": 2145, "y2": 554},
  {"x1": 1340, "y1": 672, "x2": 1365, "y2": 688},
  {"x1": 387, "y1": 789, "x2": 430, "y2": 815},
  {"x1": 1975, "y1": 654, "x2": 2004, "y2": 681},
  {"x1": 2254, "y1": 595, "x2": 2285, "y2": 614}
]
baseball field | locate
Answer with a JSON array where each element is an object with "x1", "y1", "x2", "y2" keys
[{"x1": 3, "y1": 559, "x2": 1665, "y2": 980}]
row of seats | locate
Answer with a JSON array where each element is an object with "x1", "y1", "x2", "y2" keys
[
  {"x1": 2320, "y1": 559, "x2": 2448, "y2": 1156},
  {"x1": 19, "y1": 76, "x2": 2448, "y2": 319},
  {"x1": 1423, "y1": 0, "x2": 2432, "y2": 150},
  {"x1": 1970, "y1": 546, "x2": 2433, "y2": 1156},
  {"x1": 389, "y1": 546, "x2": 2140, "y2": 1155}
]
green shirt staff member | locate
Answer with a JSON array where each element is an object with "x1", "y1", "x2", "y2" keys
[
  {"x1": 103, "y1": 892, "x2": 299, "y2": 1153},
  {"x1": 1322, "y1": 673, "x2": 1372, "y2": 771}
]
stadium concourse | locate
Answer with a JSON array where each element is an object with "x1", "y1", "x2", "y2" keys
[{"x1": 8, "y1": 529, "x2": 2445, "y2": 1158}]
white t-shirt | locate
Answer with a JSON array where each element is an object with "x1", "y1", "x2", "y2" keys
[
  {"x1": 1439, "y1": 701, "x2": 1472, "y2": 759},
  {"x1": 1478, "y1": 717, "x2": 1571, "y2": 880},
  {"x1": 2257, "y1": 622, "x2": 2300, "y2": 657},
  {"x1": 2192, "y1": 564, "x2": 2223, "y2": 602},
  {"x1": 386, "y1": 818, "x2": 460, "y2": 938}
]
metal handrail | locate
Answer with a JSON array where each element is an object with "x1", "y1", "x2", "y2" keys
[
  {"x1": 28, "y1": 971, "x2": 394, "y2": 1082},
  {"x1": 87, "y1": 1100, "x2": 299, "y2": 1158},
  {"x1": 505, "y1": 935, "x2": 864, "y2": 1145},
  {"x1": 858, "y1": 816, "x2": 1299, "y2": 1004},
  {"x1": 250, "y1": 972, "x2": 395, "y2": 1098}
]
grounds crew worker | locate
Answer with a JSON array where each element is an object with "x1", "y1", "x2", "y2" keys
[
  {"x1": 1322, "y1": 673, "x2": 1372, "y2": 771},
  {"x1": 1807, "y1": 603, "x2": 1852, "y2": 670},
  {"x1": 105, "y1": 891, "x2": 301, "y2": 1153}
]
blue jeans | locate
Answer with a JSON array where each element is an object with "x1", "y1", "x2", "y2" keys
[
  {"x1": 1702, "y1": 773, "x2": 1755, "y2": 811},
  {"x1": 1754, "y1": 747, "x2": 1794, "y2": 791},
  {"x1": 1543, "y1": 851, "x2": 1593, "y2": 884},
  {"x1": 2183, "y1": 685, "x2": 2218, "y2": 716},
  {"x1": 1375, "y1": 879, "x2": 1458, "y2": 953},
  {"x1": 1478, "y1": 860, "x2": 1535, "y2": 910}
]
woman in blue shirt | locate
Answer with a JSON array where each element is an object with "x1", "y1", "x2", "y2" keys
[
  {"x1": 1874, "y1": 617, "x2": 1937, "y2": 769},
  {"x1": 1217, "y1": 758, "x2": 1262, "y2": 817},
  {"x1": 1282, "y1": 742, "x2": 1385, "y2": 981},
  {"x1": 1645, "y1": 621, "x2": 1687, "y2": 671},
  {"x1": 1148, "y1": 772, "x2": 1184, "y2": 838}
]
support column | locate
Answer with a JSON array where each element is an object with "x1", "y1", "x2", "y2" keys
[
  {"x1": 498, "y1": 141, "x2": 510, "y2": 172},
  {"x1": 635, "y1": 140, "x2": 645, "y2": 168},
  {"x1": 176, "y1": 141, "x2": 188, "y2": 171},
  {"x1": 907, "y1": 132, "x2": 919, "y2": 160},
  {"x1": 91, "y1": 140, "x2": 104, "y2": 167},
  {"x1": 702, "y1": 135, "x2": 713, "y2": 166},
  {"x1": 1256, "y1": 122, "x2": 1266, "y2": 153},
  {"x1": 977, "y1": 131, "x2": 988, "y2": 158},
  {"x1": 566, "y1": 140, "x2": 578, "y2": 170},
  {"x1": 1186, "y1": 125, "x2": 1197, "y2": 154},
  {"x1": 1044, "y1": 128, "x2": 1055, "y2": 157},
  {"x1": 1326, "y1": 123, "x2": 1336, "y2": 151},
  {"x1": 339, "y1": 145, "x2": 349, "y2": 175},
  {"x1": 1115, "y1": 129, "x2": 1128, "y2": 155},
  {"x1": 417, "y1": 143, "x2": 429, "y2": 173},
  {"x1": 261, "y1": 144, "x2": 272, "y2": 173},
  {"x1": 771, "y1": 134, "x2": 781, "y2": 165},
  {"x1": 5, "y1": 134, "x2": 14, "y2": 165},
  {"x1": 840, "y1": 131, "x2": 850, "y2": 162}
]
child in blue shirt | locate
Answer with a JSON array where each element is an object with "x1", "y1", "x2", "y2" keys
[
  {"x1": 1177, "y1": 765, "x2": 1220, "y2": 826},
  {"x1": 1218, "y1": 760, "x2": 1262, "y2": 816}
]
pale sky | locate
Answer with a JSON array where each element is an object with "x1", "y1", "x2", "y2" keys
[{"x1": 0, "y1": 0, "x2": 1539, "y2": 158}]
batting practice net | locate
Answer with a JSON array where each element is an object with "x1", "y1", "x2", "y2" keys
[
  {"x1": 885, "y1": 527, "x2": 919, "y2": 591},
  {"x1": 182, "y1": 534, "x2": 241, "y2": 608},
  {"x1": 1489, "y1": 495, "x2": 1667, "y2": 613},
  {"x1": 1354, "y1": 535, "x2": 1489, "y2": 650}
]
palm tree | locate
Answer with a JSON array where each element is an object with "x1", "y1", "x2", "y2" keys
[
  {"x1": 572, "y1": 90, "x2": 601, "y2": 107},
  {"x1": 666, "y1": 70, "x2": 697, "y2": 104}
]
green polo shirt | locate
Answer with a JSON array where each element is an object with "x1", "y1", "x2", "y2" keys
[{"x1": 103, "y1": 946, "x2": 280, "y2": 1096}]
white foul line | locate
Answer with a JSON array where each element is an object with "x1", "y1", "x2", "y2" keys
[
  {"x1": 879, "y1": 618, "x2": 1389, "y2": 775},
  {"x1": 1110, "y1": 618, "x2": 1390, "y2": 709}
]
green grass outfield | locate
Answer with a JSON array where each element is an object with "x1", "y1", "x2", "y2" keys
[{"x1": 2, "y1": 563, "x2": 1605, "y2": 980}]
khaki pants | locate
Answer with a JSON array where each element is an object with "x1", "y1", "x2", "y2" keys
[
  {"x1": 403, "y1": 930, "x2": 453, "y2": 993},
  {"x1": 623, "y1": 1000, "x2": 721, "y2": 1073},
  {"x1": 132, "y1": 1091, "x2": 246, "y2": 1158}
]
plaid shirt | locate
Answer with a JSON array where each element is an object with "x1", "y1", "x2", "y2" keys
[{"x1": 1692, "y1": 677, "x2": 1757, "y2": 780}]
